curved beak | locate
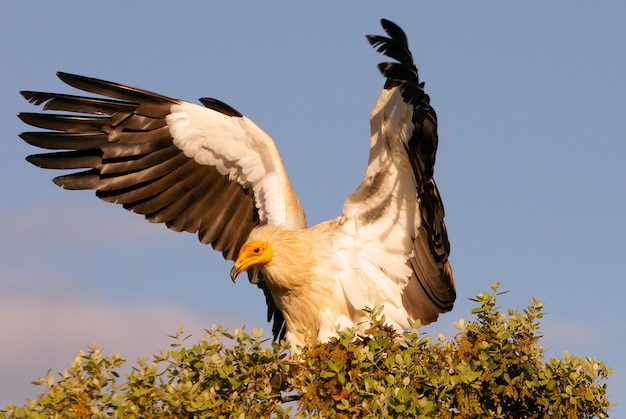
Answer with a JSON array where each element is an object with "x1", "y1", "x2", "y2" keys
[{"x1": 230, "y1": 265, "x2": 242, "y2": 283}]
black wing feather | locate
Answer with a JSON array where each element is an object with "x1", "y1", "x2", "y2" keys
[
  {"x1": 18, "y1": 72, "x2": 286, "y2": 340},
  {"x1": 369, "y1": 19, "x2": 456, "y2": 320}
]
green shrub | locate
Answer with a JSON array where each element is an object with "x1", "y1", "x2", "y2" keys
[{"x1": 1, "y1": 284, "x2": 612, "y2": 418}]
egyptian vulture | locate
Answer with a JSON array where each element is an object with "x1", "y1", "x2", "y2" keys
[{"x1": 18, "y1": 19, "x2": 455, "y2": 350}]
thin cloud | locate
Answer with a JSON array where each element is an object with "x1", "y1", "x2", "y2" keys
[{"x1": 3, "y1": 198, "x2": 171, "y2": 248}]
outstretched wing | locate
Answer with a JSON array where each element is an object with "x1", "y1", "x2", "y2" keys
[
  {"x1": 338, "y1": 19, "x2": 455, "y2": 327},
  {"x1": 18, "y1": 72, "x2": 306, "y2": 339}
]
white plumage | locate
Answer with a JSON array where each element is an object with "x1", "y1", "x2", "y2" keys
[{"x1": 167, "y1": 102, "x2": 303, "y2": 228}]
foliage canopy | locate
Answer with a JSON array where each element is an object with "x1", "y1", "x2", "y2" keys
[{"x1": 1, "y1": 284, "x2": 612, "y2": 418}]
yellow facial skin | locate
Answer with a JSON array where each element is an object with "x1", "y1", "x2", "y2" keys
[{"x1": 230, "y1": 241, "x2": 273, "y2": 282}]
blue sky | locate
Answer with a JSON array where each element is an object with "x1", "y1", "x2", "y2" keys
[{"x1": 1, "y1": 2, "x2": 624, "y2": 413}]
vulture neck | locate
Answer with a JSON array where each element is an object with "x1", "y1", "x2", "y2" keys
[{"x1": 250, "y1": 225, "x2": 315, "y2": 291}]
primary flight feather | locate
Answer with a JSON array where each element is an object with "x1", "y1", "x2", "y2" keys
[{"x1": 18, "y1": 19, "x2": 455, "y2": 350}]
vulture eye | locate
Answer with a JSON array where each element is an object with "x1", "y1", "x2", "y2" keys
[{"x1": 253, "y1": 247, "x2": 260, "y2": 254}]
